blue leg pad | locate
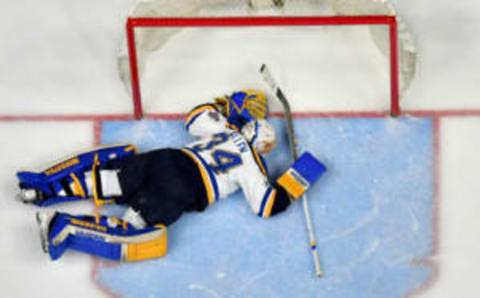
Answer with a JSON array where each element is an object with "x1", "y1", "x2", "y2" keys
[
  {"x1": 46, "y1": 212, "x2": 167, "y2": 262},
  {"x1": 17, "y1": 144, "x2": 136, "y2": 206}
]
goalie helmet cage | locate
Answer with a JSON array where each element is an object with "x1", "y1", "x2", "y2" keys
[{"x1": 126, "y1": 16, "x2": 399, "y2": 119}]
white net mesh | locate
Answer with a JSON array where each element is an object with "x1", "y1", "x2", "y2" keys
[
  {"x1": 118, "y1": 0, "x2": 416, "y2": 99},
  {"x1": 327, "y1": 0, "x2": 416, "y2": 95}
]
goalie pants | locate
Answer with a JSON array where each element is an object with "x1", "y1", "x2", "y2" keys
[{"x1": 107, "y1": 148, "x2": 209, "y2": 226}]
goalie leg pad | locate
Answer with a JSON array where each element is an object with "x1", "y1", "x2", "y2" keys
[
  {"x1": 17, "y1": 144, "x2": 136, "y2": 206},
  {"x1": 42, "y1": 212, "x2": 167, "y2": 262},
  {"x1": 277, "y1": 152, "x2": 326, "y2": 199}
]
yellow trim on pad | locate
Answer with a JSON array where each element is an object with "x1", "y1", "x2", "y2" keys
[
  {"x1": 44, "y1": 158, "x2": 80, "y2": 176},
  {"x1": 70, "y1": 173, "x2": 86, "y2": 197},
  {"x1": 125, "y1": 145, "x2": 137, "y2": 153},
  {"x1": 125, "y1": 227, "x2": 168, "y2": 262}
]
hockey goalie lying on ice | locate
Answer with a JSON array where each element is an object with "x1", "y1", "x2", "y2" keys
[{"x1": 15, "y1": 89, "x2": 326, "y2": 262}]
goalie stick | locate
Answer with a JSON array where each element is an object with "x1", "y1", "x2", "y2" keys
[{"x1": 260, "y1": 64, "x2": 323, "y2": 277}]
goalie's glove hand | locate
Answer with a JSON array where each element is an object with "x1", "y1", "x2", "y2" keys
[
  {"x1": 277, "y1": 152, "x2": 326, "y2": 199},
  {"x1": 215, "y1": 89, "x2": 268, "y2": 129}
]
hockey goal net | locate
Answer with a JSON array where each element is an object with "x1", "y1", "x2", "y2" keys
[{"x1": 119, "y1": 0, "x2": 416, "y2": 118}]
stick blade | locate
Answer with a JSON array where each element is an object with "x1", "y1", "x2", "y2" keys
[
  {"x1": 259, "y1": 64, "x2": 278, "y2": 94},
  {"x1": 260, "y1": 64, "x2": 291, "y2": 111}
]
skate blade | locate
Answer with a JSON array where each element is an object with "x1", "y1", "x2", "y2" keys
[
  {"x1": 16, "y1": 189, "x2": 39, "y2": 204},
  {"x1": 36, "y1": 212, "x2": 50, "y2": 254}
]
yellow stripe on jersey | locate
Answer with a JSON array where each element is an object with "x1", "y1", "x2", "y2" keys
[
  {"x1": 180, "y1": 149, "x2": 216, "y2": 205},
  {"x1": 262, "y1": 189, "x2": 277, "y2": 218},
  {"x1": 185, "y1": 104, "x2": 218, "y2": 127},
  {"x1": 251, "y1": 148, "x2": 267, "y2": 176}
]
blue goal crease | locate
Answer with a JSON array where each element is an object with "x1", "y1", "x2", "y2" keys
[{"x1": 98, "y1": 117, "x2": 434, "y2": 298}]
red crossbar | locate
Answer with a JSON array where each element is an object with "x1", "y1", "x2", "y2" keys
[{"x1": 126, "y1": 16, "x2": 400, "y2": 119}]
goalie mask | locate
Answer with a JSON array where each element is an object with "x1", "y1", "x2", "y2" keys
[
  {"x1": 215, "y1": 89, "x2": 268, "y2": 122},
  {"x1": 241, "y1": 120, "x2": 277, "y2": 155},
  {"x1": 229, "y1": 89, "x2": 268, "y2": 120}
]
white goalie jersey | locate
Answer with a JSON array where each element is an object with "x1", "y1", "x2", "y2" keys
[{"x1": 182, "y1": 104, "x2": 290, "y2": 218}]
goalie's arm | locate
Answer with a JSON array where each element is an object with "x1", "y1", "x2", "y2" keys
[
  {"x1": 185, "y1": 104, "x2": 237, "y2": 137},
  {"x1": 239, "y1": 151, "x2": 326, "y2": 218},
  {"x1": 239, "y1": 173, "x2": 291, "y2": 218}
]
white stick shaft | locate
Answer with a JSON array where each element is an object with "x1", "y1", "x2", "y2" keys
[
  {"x1": 302, "y1": 193, "x2": 323, "y2": 277},
  {"x1": 260, "y1": 64, "x2": 323, "y2": 277}
]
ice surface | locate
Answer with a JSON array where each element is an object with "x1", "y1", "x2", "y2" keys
[
  {"x1": 98, "y1": 118, "x2": 432, "y2": 298},
  {"x1": 0, "y1": 122, "x2": 102, "y2": 298}
]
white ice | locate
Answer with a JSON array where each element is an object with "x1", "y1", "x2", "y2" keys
[{"x1": 0, "y1": 0, "x2": 480, "y2": 297}]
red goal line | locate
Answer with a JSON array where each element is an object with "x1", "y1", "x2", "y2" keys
[{"x1": 126, "y1": 15, "x2": 399, "y2": 119}]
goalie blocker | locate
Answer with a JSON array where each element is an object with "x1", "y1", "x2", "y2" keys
[{"x1": 278, "y1": 152, "x2": 326, "y2": 200}]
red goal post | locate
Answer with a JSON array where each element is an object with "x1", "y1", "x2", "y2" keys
[{"x1": 126, "y1": 15, "x2": 400, "y2": 119}]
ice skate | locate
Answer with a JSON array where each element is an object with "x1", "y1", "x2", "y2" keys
[{"x1": 16, "y1": 188, "x2": 42, "y2": 204}]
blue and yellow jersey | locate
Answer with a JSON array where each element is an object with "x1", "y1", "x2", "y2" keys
[
  {"x1": 183, "y1": 108, "x2": 289, "y2": 218},
  {"x1": 185, "y1": 103, "x2": 237, "y2": 137}
]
